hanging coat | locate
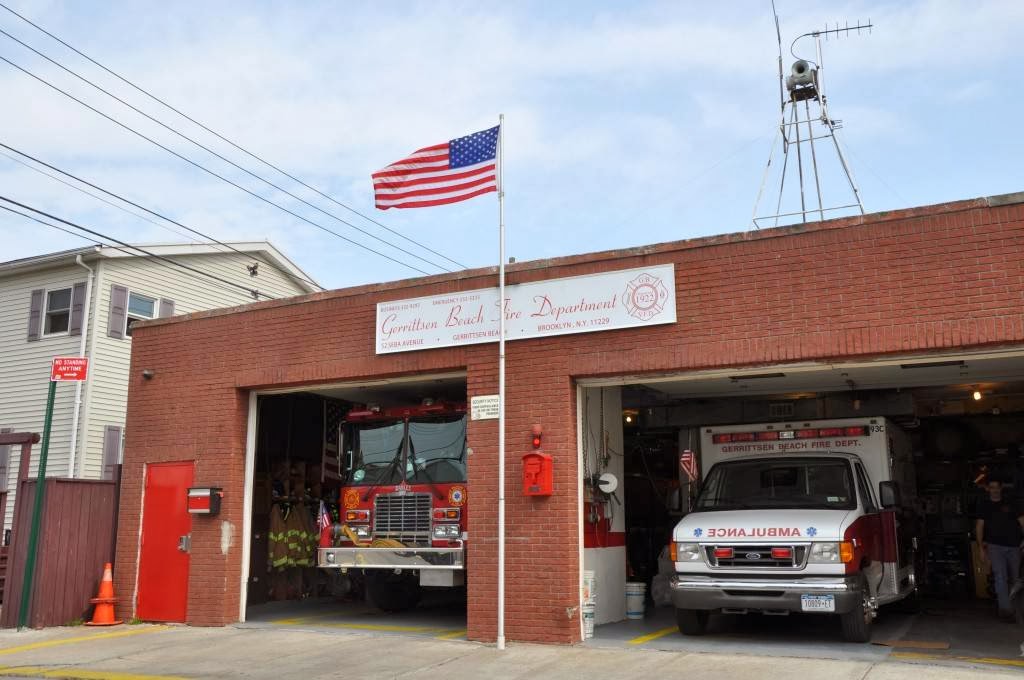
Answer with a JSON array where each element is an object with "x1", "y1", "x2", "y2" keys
[{"x1": 268, "y1": 503, "x2": 290, "y2": 571}]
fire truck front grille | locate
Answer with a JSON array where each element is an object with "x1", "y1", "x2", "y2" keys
[
  {"x1": 706, "y1": 545, "x2": 808, "y2": 569},
  {"x1": 374, "y1": 493, "x2": 432, "y2": 544}
]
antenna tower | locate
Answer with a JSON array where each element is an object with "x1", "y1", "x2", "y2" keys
[{"x1": 751, "y1": 4, "x2": 872, "y2": 229}]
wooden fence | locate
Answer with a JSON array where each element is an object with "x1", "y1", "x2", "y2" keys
[{"x1": 0, "y1": 472, "x2": 120, "y2": 628}]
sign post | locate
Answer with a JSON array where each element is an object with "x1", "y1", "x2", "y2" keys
[{"x1": 17, "y1": 357, "x2": 89, "y2": 629}]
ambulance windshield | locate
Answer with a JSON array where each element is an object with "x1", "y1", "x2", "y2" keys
[{"x1": 696, "y1": 457, "x2": 856, "y2": 511}]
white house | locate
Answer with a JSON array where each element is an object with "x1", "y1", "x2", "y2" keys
[{"x1": 0, "y1": 242, "x2": 317, "y2": 530}]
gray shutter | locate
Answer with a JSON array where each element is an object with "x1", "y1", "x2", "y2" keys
[
  {"x1": 101, "y1": 425, "x2": 122, "y2": 481},
  {"x1": 158, "y1": 298, "x2": 176, "y2": 318},
  {"x1": 27, "y1": 289, "x2": 44, "y2": 341},
  {"x1": 68, "y1": 282, "x2": 87, "y2": 336},
  {"x1": 0, "y1": 427, "x2": 11, "y2": 490},
  {"x1": 107, "y1": 284, "x2": 128, "y2": 339}
]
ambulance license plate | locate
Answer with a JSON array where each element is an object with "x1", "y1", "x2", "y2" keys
[{"x1": 800, "y1": 594, "x2": 835, "y2": 612}]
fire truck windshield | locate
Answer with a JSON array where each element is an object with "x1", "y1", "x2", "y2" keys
[
  {"x1": 407, "y1": 415, "x2": 467, "y2": 483},
  {"x1": 695, "y1": 457, "x2": 856, "y2": 511},
  {"x1": 350, "y1": 421, "x2": 405, "y2": 485},
  {"x1": 347, "y1": 414, "x2": 467, "y2": 486}
]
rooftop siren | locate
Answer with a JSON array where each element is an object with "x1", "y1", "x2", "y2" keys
[{"x1": 785, "y1": 60, "x2": 815, "y2": 91}]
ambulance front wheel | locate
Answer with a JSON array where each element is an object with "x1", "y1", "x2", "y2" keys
[
  {"x1": 676, "y1": 608, "x2": 709, "y2": 635},
  {"x1": 840, "y1": 580, "x2": 874, "y2": 643}
]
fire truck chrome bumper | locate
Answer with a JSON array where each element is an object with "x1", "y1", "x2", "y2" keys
[
  {"x1": 670, "y1": 575, "x2": 862, "y2": 614},
  {"x1": 318, "y1": 547, "x2": 464, "y2": 570}
]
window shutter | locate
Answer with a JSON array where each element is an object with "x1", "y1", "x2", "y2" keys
[
  {"x1": 27, "y1": 289, "x2": 44, "y2": 341},
  {"x1": 68, "y1": 282, "x2": 87, "y2": 336},
  {"x1": 0, "y1": 427, "x2": 11, "y2": 490},
  {"x1": 158, "y1": 298, "x2": 176, "y2": 318},
  {"x1": 101, "y1": 425, "x2": 122, "y2": 480},
  {"x1": 107, "y1": 284, "x2": 128, "y2": 339}
]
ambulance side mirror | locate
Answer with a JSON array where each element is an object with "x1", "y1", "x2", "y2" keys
[{"x1": 879, "y1": 481, "x2": 901, "y2": 509}]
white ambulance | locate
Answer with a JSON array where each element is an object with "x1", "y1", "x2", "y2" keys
[{"x1": 670, "y1": 418, "x2": 917, "y2": 642}]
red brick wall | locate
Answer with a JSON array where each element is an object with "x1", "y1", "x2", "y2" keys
[{"x1": 115, "y1": 195, "x2": 1024, "y2": 642}]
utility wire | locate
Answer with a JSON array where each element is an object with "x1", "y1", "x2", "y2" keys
[
  {"x1": 0, "y1": 27, "x2": 451, "y2": 273},
  {"x1": 0, "y1": 195, "x2": 274, "y2": 299},
  {"x1": 0, "y1": 142, "x2": 324, "y2": 292},
  {"x1": 0, "y1": 203, "x2": 272, "y2": 301},
  {"x1": 0, "y1": 1, "x2": 466, "y2": 270},
  {"x1": 0, "y1": 53, "x2": 432, "y2": 277}
]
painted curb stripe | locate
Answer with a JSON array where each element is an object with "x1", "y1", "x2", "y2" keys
[
  {"x1": 0, "y1": 665, "x2": 187, "y2": 680},
  {"x1": 892, "y1": 651, "x2": 1024, "y2": 668},
  {"x1": 435, "y1": 629, "x2": 468, "y2": 640}
]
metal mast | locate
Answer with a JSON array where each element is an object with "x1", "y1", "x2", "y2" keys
[{"x1": 751, "y1": 9, "x2": 872, "y2": 229}]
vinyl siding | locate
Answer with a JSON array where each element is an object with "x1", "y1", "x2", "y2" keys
[
  {"x1": 0, "y1": 264, "x2": 90, "y2": 529},
  {"x1": 79, "y1": 251, "x2": 306, "y2": 479}
]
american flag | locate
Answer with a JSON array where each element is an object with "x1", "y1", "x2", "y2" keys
[
  {"x1": 317, "y1": 501, "x2": 332, "y2": 531},
  {"x1": 372, "y1": 126, "x2": 500, "y2": 210}
]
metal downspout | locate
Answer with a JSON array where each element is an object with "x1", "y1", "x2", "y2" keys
[{"x1": 68, "y1": 254, "x2": 94, "y2": 477}]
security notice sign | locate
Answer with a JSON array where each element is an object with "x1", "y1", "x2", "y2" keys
[
  {"x1": 50, "y1": 357, "x2": 89, "y2": 382},
  {"x1": 376, "y1": 264, "x2": 676, "y2": 354},
  {"x1": 471, "y1": 395, "x2": 500, "y2": 421}
]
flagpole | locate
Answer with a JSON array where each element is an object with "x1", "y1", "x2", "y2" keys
[{"x1": 496, "y1": 113, "x2": 506, "y2": 651}]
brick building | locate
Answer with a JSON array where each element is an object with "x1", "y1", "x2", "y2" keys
[{"x1": 115, "y1": 192, "x2": 1024, "y2": 644}]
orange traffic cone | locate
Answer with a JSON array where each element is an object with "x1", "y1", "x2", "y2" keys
[{"x1": 86, "y1": 562, "x2": 122, "y2": 626}]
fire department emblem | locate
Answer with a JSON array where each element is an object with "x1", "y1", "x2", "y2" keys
[
  {"x1": 343, "y1": 489, "x2": 360, "y2": 509},
  {"x1": 622, "y1": 272, "x2": 669, "y2": 321},
  {"x1": 448, "y1": 486, "x2": 467, "y2": 507}
]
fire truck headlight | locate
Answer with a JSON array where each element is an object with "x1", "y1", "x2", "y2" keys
[
  {"x1": 809, "y1": 542, "x2": 840, "y2": 563},
  {"x1": 676, "y1": 542, "x2": 702, "y2": 562},
  {"x1": 353, "y1": 525, "x2": 371, "y2": 539},
  {"x1": 326, "y1": 552, "x2": 336, "y2": 564},
  {"x1": 433, "y1": 524, "x2": 461, "y2": 539}
]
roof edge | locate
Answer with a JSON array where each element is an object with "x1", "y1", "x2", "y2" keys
[{"x1": 135, "y1": 189, "x2": 1024, "y2": 331}]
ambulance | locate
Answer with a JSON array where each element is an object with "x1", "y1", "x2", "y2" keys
[{"x1": 670, "y1": 418, "x2": 917, "y2": 642}]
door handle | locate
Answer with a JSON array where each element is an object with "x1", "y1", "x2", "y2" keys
[{"x1": 177, "y1": 534, "x2": 191, "y2": 553}]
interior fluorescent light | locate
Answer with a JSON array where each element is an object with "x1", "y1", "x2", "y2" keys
[
  {"x1": 729, "y1": 373, "x2": 786, "y2": 381},
  {"x1": 899, "y1": 360, "x2": 965, "y2": 370}
]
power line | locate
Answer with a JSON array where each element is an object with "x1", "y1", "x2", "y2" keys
[
  {"x1": 0, "y1": 26, "x2": 453, "y2": 274},
  {"x1": 0, "y1": 195, "x2": 274, "y2": 300},
  {"x1": 0, "y1": 142, "x2": 324, "y2": 292},
  {"x1": 0, "y1": 203, "x2": 273, "y2": 301},
  {"x1": 0, "y1": 1, "x2": 467, "y2": 270},
  {"x1": 0, "y1": 53, "x2": 434, "y2": 277}
]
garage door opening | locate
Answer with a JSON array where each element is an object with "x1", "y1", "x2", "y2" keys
[
  {"x1": 243, "y1": 375, "x2": 469, "y2": 638},
  {"x1": 580, "y1": 354, "x2": 1024, "y2": 663}
]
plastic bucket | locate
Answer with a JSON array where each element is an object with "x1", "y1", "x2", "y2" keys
[
  {"x1": 625, "y1": 581, "x2": 646, "y2": 620},
  {"x1": 582, "y1": 603, "x2": 596, "y2": 639},
  {"x1": 582, "y1": 570, "x2": 596, "y2": 605}
]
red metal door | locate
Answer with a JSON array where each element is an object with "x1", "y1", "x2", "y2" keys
[{"x1": 137, "y1": 462, "x2": 193, "y2": 622}]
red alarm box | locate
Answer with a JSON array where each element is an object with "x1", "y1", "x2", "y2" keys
[
  {"x1": 187, "y1": 487, "x2": 223, "y2": 515},
  {"x1": 522, "y1": 452, "x2": 553, "y2": 496}
]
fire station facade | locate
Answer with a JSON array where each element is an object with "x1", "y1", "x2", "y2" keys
[{"x1": 115, "y1": 192, "x2": 1024, "y2": 644}]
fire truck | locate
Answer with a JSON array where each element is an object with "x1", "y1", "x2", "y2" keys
[
  {"x1": 317, "y1": 400, "x2": 468, "y2": 611},
  {"x1": 670, "y1": 418, "x2": 917, "y2": 642}
]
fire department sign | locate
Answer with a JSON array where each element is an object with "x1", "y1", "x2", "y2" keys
[{"x1": 376, "y1": 264, "x2": 676, "y2": 354}]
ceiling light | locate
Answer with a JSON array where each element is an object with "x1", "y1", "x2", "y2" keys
[
  {"x1": 899, "y1": 360, "x2": 965, "y2": 370},
  {"x1": 729, "y1": 372, "x2": 786, "y2": 381},
  {"x1": 973, "y1": 390, "x2": 982, "y2": 401}
]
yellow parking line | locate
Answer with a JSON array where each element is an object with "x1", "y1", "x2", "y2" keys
[
  {"x1": 319, "y1": 622, "x2": 441, "y2": 633},
  {"x1": 892, "y1": 651, "x2": 1024, "y2": 668},
  {"x1": 268, "y1": 612, "x2": 340, "y2": 625},
  {"x1": 627, "y1": 626, "x2": 678, "y2": 645},
  {"x1": 0, "y1": 666, "x2": 187, "y2": 680},
  {"x1": 0, "y1": 626, "x2": 169, "y2": 657},
  {"x1": 435, "y1": 629, "x2": 467, "y2": 640}
]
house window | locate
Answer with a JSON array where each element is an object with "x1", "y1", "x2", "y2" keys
[
  {"x1": 43, "y1": 288, "x2": 72, "y2": 335},
  {"x1": 125, "y1": 292, "x2": 156, "y2": 337}
]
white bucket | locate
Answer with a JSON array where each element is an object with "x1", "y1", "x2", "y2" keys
[
  {"x1": 625, "y1": 581, "x2": 646, "y2": 620},
  {"x1": 582, "y1": 603, "x2": 596, "y2": 639},
  {"x1": 582, "y1": 570, "x2": 596, "y2": 605}
]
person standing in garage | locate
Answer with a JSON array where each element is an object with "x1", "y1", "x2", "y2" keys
[{"x1": 976, "y1": 477, "x2": 1024, "y2": 619}]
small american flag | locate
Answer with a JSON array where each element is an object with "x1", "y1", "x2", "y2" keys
[
  {"x1": 317, "y1": 501, "x2": 332, "y2": 531},
  {"x1": 372, "y1": 126, "x2": 500, "y2": 210}
]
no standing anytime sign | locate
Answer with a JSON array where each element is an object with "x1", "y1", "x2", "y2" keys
[{"x1": 50, "y1": 357, "x2": 89, "y2": 382}]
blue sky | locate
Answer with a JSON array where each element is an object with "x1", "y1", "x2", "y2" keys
[{"x1": 1, "y1": 1, "x2": 1022, "y2": 289}]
